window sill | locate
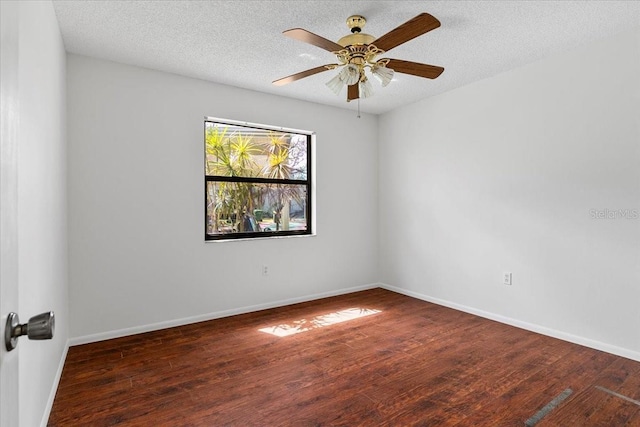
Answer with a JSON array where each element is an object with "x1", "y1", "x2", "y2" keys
[{"x1": 205, "y1": 233, "x2": 316, "y2": 243}]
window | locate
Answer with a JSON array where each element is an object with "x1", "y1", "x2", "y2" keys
[{"x1": 204, "y1": 117, "x2": 313, "y2": 241}]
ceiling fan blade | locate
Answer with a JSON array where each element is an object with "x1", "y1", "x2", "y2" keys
[
  {"x1": 283, "y1": 28, "x2": 344, "y2": 52},
  {"x1": 372, "y1": 13, "x2": 440, "y2": 52},
  {"x1": 272, "y1": 64, "x2": 336, "y2": 86},
  {"x1": 347, "y1": 83, "x2": 359, "y2": 101},
  {"x1": 384, "y1": 59, "x2": 444, "y2": 79}
]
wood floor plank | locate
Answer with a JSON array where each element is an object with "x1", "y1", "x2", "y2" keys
[
  {"x1": 538, "y1": 358, "x2": 640, "y2": 426},
  {"x1": 48, "y1": 288, "x2": 640, "y2": 426}
]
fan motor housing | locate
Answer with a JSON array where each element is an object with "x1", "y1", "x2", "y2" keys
[
  {"x1": 339, "y1": 15, "x2": 375, "y2": 47},
  {"x1": 338, "y1": 33, "x2": 375, "y2": 47}
]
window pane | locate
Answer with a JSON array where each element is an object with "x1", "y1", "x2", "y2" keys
[
  {"x1": 205, "y1": 122, "x2": 307, "y2": 180},
  {"x1": 206, "y1": 182, "x2": 308, "y2": 236}
]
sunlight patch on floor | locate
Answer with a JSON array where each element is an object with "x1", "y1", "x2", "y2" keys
[{"x1": 259, "y1": 307, "x2": 382, "y2": 337}]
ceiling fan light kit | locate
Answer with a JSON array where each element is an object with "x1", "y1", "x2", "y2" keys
[
  {"x1": 372, "y1": 65, "x2": 394, "y2": 87},
  {"x1": 358, "y1": 76, "x2": 374, "y2": 99},
  {"x1": 273, "y1": 13, "x2": 445, "y2": 102},
  {"x1": 326, "y1": 72, "x2": 346, "y2": 95},
  {"x1": 339, "y1": 63, "x2": 361, "y2": 85}
]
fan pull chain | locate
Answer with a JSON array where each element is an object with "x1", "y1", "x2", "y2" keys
[{"x1": 357, "y1": 98, "x2": 361, "y2": 119}]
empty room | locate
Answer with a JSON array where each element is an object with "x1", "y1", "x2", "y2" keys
[{"x1": 1, "y1": 1, "x2": 639, "y2": 426}]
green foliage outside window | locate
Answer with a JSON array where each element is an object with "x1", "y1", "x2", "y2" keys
[{"x1": 204, "y1": 120, "x2": 311, "y2": 240}]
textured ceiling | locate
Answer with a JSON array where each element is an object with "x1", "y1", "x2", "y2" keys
[{"x1": 52, "y1": 1, "x2": 640, "y2": 115}]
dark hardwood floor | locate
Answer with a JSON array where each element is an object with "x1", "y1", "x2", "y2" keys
[{"x1": 48, "y1": 288, "x2": 640, "y2": 426}]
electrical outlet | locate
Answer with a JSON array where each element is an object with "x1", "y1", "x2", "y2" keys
[
  {"x1": 503, "y1": 272, "x2": 512, "y2": 286},
  {"x1": 262, "y1": 265, "x2": 269, "y2": 276}
]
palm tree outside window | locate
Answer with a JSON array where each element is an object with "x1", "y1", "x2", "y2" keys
[{"x1": 204, "y1": 117, "x2": 313, "y2": 240}]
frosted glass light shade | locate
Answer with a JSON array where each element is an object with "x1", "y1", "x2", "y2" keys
[
  {"x1": 339, "y1": 64, "x2": 361, "y2": 85},
  {"x1": 359, "y1": 77, "x2": 374, "y2": 98},
  {"x1": 326, "y1": 64, "x2": 361, "y2": 95},
  {"x1": 372, "y1": 65, "x2": 394, "y2": 87},
  {"x1": 326, "y1": 73, "x2": 345, "y2": 95}
]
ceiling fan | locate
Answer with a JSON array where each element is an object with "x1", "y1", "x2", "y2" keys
[{"x1": 273, "y1": 13, "x2": 444, "y2": 102}]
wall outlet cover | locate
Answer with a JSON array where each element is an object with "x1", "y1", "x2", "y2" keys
[{"x1": 503, "y1": 272, "x2": 512, "y2": 286}]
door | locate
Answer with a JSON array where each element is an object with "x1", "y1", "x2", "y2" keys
[{"x1": 1, "y1": 1, "x2": 20, "y2": 426}]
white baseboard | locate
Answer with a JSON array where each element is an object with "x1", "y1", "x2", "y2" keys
[
  {"x1": 380, "y1": 283, "x2": 640, "y2": 363},
  {"x1": 69, "y1": 283, "x2": 380, "y2": 346},
  {"x1": 40, "y1": 339, "x2": 69, "y2": 427}
]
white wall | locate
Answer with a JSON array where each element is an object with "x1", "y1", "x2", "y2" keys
[
  {"x1": 17, "y1": 1, "x2": 68, "y2": 426},
  {"x1": 67, "y1": 55, "x2": 378, "y2": 340},
  {"x1": 379, "y1": 28, "x2": 640, "y2": 360}
]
